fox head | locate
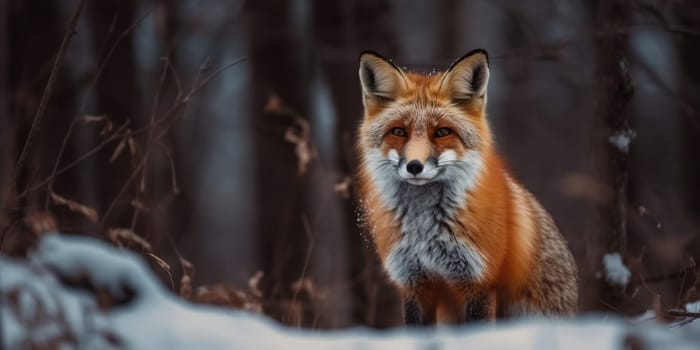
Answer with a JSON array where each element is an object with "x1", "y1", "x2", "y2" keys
[{"x1": 358, "y1": 50, "x2": 492, "y2": 193}]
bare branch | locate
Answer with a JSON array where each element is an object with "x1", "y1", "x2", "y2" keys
[
  {"x1": 19, "y1": 58, "x2": 245, "y2": 201},
  {"x1": 668, "y1": 309, "x2": 700, "y2": 318},
  {"x1": 43, "y1": 7, "x2": 153, "y2": 207},
  {"x1": 18, "y1": 121, "x2": 131, "y2": 198},
  {"x1": 629, "y1": 265, "x2": 697, "y2": 286}
]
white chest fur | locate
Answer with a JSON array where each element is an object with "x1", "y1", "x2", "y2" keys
[{"x1": 381, "y1": 182, "x2": 486, "y2": 287}]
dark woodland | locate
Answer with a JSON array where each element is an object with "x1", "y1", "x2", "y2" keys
[{"x1": 2, "y1": 0, "x2": 700, "y2": 330}]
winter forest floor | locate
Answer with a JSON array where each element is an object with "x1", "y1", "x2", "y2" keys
[{"x1": 2, "y1": 233, "x2": 700, "y2": 350}]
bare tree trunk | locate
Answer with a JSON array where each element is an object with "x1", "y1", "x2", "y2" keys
[
  {"x1": 591, "y1": 0, "x2": 634, "y2": 310},
  {"x1": 4, "y1": 0, "x2": 65, "y2": 253},
  {"x1": 312, "y1": 0, "x2": 404, "y2": 328},
  {"x1": 247, "y1": 0, "x2": 313, "y2": 326},
  {"x1": 0, "y1": 0, "x2": 12, "y2": 218},
  {"x1": 675, "y1": 1, "x2": 700, "y2": 276},
  {"x1": 677, "y1": 3, "x2": 700, "y2": 223}
]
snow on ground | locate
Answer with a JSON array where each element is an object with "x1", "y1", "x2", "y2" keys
[
  {"x1": 2, "y1": 233, "x2": 700, "y2": 349},
  {"x1": 685, "y1": 301, "x2": 700, "y2": 314},
  {"x1": 602, "y1": 253, "x2": 631, "y2": 287}
]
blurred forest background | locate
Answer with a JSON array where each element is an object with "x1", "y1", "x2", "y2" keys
[{"x1": 2, "y1": 0, "x2": 700, "y2": 329}]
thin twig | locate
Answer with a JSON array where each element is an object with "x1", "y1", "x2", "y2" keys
[
  {"x1": 157, "y1": 139, "x2": 180, "y2": 194},
  {"x1": 100, "y1": 148, "x2": 152, "y2": 230},
  {"x1": 14, "y1": 0, "x2": 85, "y2": 185},
  {"x1": 165, "y1": 60, "x2": 184, "y2": 100},
  {"x1": 130, "y1": 58, "x2": 171, "y2": 228},
  {"x1": 668, "y1": 309, "x2": 700, "y2": 318},
  {"x1": 290, "y1": 213, "x2": 315, "y2": 326},
  {"x1": 629, "y1": 265, "x2": 697, "y2": 286}
]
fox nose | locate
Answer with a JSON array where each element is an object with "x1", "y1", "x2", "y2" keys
[{"x1": 406, "y1": 160, "x2": 423, "y2": 175}]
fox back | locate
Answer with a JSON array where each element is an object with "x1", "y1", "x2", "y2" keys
[{"x1": 355, "y1": 50, "x2": 578, "y2": 324}]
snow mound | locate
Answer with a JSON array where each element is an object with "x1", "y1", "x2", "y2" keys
[
  {"x1": 2, "y1": 233, "x2": 700, "y2": 349},
  {"x1": 603, "y1": 253, "x2": 631, "y2": 287}
]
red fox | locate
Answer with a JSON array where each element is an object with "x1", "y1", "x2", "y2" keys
[{"x1": 355, "y1": 50, "x2": 578, "y2": 325}]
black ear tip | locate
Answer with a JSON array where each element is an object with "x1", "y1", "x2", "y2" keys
[
  {"x1": 359, "y1": 50, "x2": 383, "y2": 62},
  {"x1": 470, "y1": 48, "x2": 489, "y2": 63},
  {"x1": 463, "y1": 48, "x2": 489, "y2": 65},
  {"x1": 358, "y1": 51, "x2": 405, "y2": 75},
  {"x1": 448, "y1": 49, "x2": 490, "y2": 71}
]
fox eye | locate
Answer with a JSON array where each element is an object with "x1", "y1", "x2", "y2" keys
[
  {"x1": 435, "y1": 127, "x2": 451, "y2": 137},
  {"x1": 391, "y1": 127, "x2": 407, "y2": 137}
]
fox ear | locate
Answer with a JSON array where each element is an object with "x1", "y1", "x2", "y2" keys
[
  {"x1": 359, "y1": 51, "x2": 406, "y2": 105},
  {"x1": 440, "y1": 49, "x2": 489, "y2": 104}
]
